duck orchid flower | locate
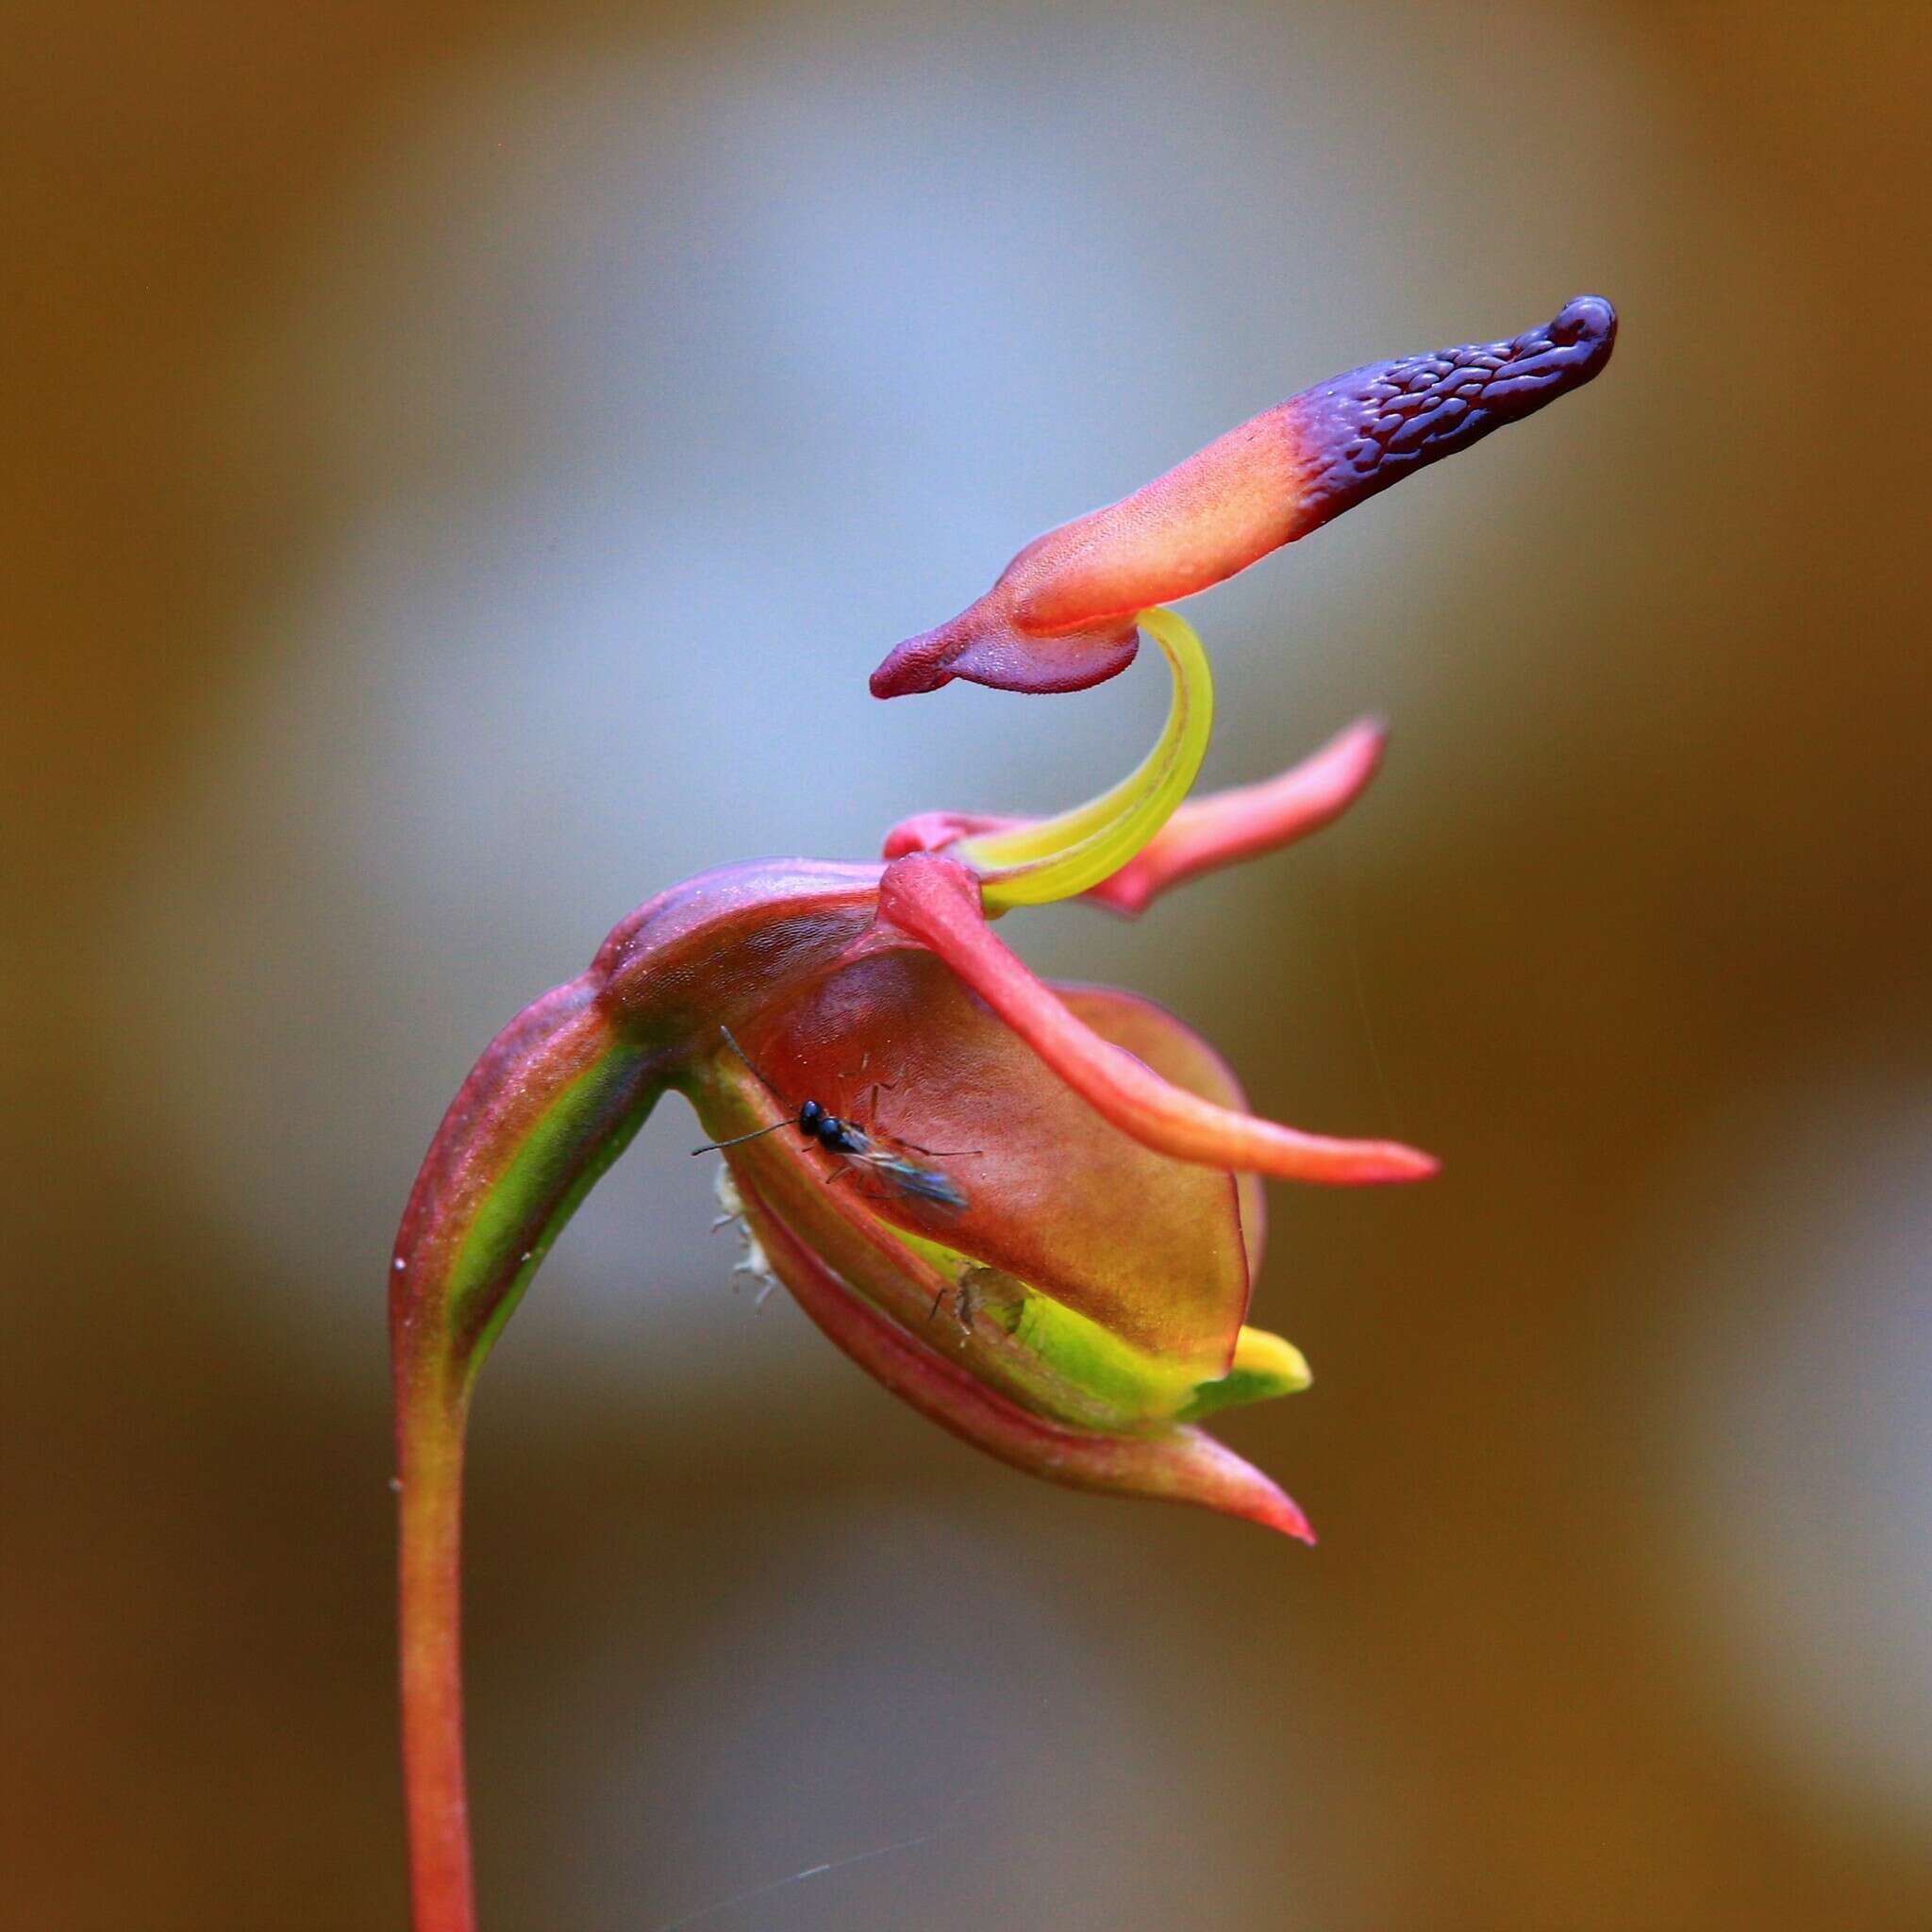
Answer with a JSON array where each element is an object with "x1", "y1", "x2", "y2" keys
[
  {"x1": 870, "y1": 296, "x2": 1617, "y2": 698},
  {"x1": 391, "y1": 617, "x2": 1421, "y2": 1927},
  {"x1": 391, "y1": 298, "x2": 1615, "y2": 1932}
]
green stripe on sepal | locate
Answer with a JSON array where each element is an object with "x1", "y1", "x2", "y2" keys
[
  {"x1": 888, "y1": 1224, "x2": 1205, "y2": 1428},
  {"x1": 448, "y1": 1044, "x2": 658, "y2": 1379}
]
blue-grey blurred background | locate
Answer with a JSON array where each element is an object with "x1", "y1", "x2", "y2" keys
[{"x1": 7, "y1": 4, "x2": 1930, "y2": 1926}]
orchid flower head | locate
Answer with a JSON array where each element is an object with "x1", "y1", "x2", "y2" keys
[
  {"x1": 391, "y1": 296, "x2": 1619, "y2": 1931},
  {"x1": 391, "y1": 675, "x2": 1428, "y2": 1559}
]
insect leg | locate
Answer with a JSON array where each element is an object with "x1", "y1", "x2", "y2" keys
[{"x1": 889, "y1": 1138, "x2": 983, "y2": 1159}]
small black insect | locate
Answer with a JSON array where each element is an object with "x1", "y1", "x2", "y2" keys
[{"x1": 691, "y1": 1024, "x2": 974, "y2": 1210}]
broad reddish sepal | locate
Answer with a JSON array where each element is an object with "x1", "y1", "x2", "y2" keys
[
  {"x1": 728, "y1": 947, "x2": 1253, "y2": 1382},
  {"x1": 870, "y1": 297, "x2": 1616, "y2": 697},
  {"x1": 741, "y1": 1174, "x2": 1314, "y2": 1541}
]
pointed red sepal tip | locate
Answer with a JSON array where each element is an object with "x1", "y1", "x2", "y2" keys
[
  {"x1": 876, "y1": 852, "x2": 1440, "y2": 1187},
  {"x1": 1087, "y1": 714, "x2": 1388, "y2": 916},
  {"x1": 870, "y1": 298, "x2": 1616, "y2": 698},
  {"x1": 741, "y1": 1172, "x2": 1314, "y2": 1541}
]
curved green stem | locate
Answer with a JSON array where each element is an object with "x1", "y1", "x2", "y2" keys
[
  {"x1": 390, "y1": 977, "x2": 662, "y2": 1931},
  {"x1": 958, "y1": 607, "x2": 1213, "y2": 908}
]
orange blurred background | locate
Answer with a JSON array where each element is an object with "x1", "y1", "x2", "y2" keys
[{"x1": 7, "y1": 5, "x2": 1930, "y2": 1927}]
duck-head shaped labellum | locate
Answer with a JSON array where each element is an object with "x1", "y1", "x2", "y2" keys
[{"x1": 869, "y1": 296, "x2": 1617, "y2": 698}]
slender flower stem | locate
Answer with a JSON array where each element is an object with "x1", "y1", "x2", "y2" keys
[
  {"x1": 388, "y1": 983, "x2": 664, "y2": 1931},
  {"x1": 396, "y1": 1371, "x2": 476, "y2": 1932}
]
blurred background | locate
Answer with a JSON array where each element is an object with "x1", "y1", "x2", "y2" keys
[{"x1": 7, "y1": 3, "x2": 1930, "y2": 1926}]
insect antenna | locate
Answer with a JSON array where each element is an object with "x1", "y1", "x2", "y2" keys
[
  {"x1": 691, "y1": 1023, "x2": 805, "y2": 1154},
  {"x1": 691, "y1": 1119, "x2": 797, "y2": 1155},
  {"x1": 718, "y1": 1023, "x2": 786, "y2": 1102}
]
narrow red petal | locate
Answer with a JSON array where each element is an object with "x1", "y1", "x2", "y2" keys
[
  {"x1": 1087, "y1": 716, "x2": 1387, "y2": 916},
  {"x1": 878, "y1": 854, "x2": 1438, "y2": 1186},
  {"x1": 881, "y1": 718, "x2": 1387, "y2": 916}
]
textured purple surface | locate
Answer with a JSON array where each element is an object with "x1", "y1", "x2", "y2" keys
[
  {"x1": 870, "y1": 296, "x2": 1618, "y2": 697},
  {"x1": 1286, "y1": 295, "x2": 1618, "y2": 537}
]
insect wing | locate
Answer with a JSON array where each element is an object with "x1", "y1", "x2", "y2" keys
[{"x1": 865, "y1": 1151, "x2": 969, "y2": 1210}]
